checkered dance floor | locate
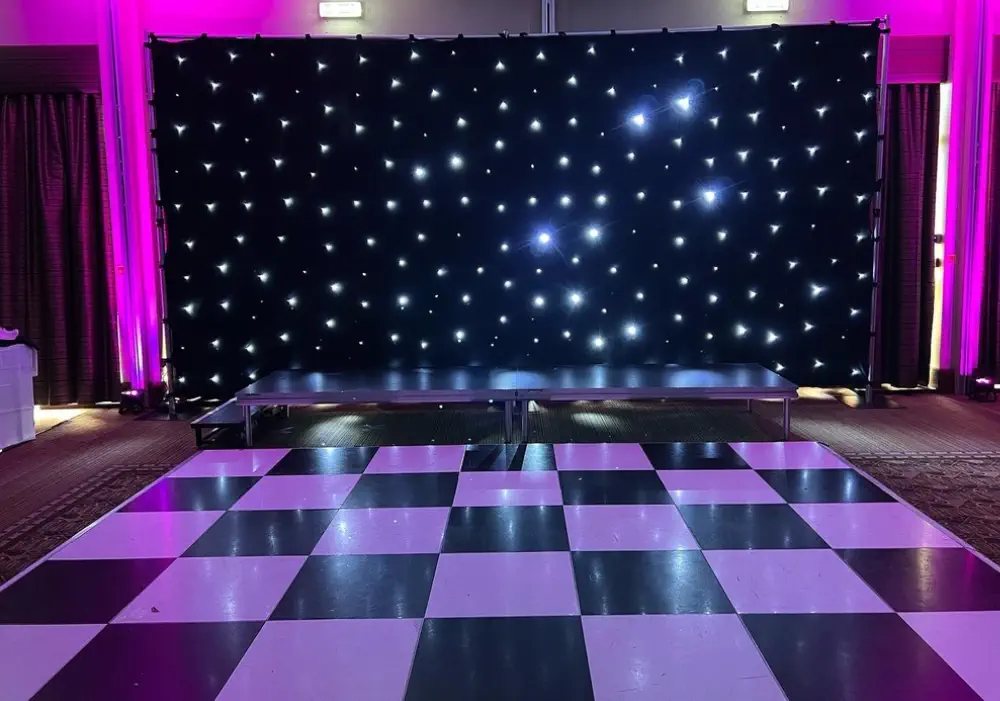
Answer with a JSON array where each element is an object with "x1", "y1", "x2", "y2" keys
[{"x1": 2, "y1": 442, "x2": 1000, "y2": 700}]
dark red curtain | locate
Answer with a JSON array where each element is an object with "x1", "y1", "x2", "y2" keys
[
  {"x1": 875, "y1": 84, "x2": 940, "y2": 387},
  {"x1": 0, "y1": 94, "x2": 118, "y2": 404},
  {"x1": 979, "y1": 84, "x2": 1000, "y2": 375}
]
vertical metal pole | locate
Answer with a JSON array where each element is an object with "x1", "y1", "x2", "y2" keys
[
  {"x1": 244, "y1": 405, "x2": 253, "y2": 447},
  {"x1": 503, "y1": 400, "x2": 513, "y2": 444},
  {"x1": 145, "y1": 35, "x2": 177, "y2": 417},
  {"x1": 746, "y1": 399, "x2": 753, "y2": 413},
  {"x1": 520, "y1": 400, "x2": 529, "y2": 440},
  {"x1": 866, "y1": 18, "x2": 891, "y2": 404},
  {"x1": 782, "y1": 398, "x2": 791, "y2": 440}
]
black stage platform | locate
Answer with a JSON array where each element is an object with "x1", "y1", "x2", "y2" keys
[{"x1": 235, "y1": 365, "x2": 798, "y2": 446}]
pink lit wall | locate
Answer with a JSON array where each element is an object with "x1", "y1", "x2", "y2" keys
[
  {"x1": 0, "y1": 0, "x2": 100, "y2": 45},
  {"x1": 0, "y1": 0, "x2": 992, "y2": 394}
]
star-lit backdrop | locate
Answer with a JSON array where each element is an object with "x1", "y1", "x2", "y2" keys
[{"x1": 151, "y1": 24, "x2": 881, "y2": 397}]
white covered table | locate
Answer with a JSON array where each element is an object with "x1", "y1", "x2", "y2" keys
[{"x1": 0, "y1": 344, "x2": 38, "y2": 450}]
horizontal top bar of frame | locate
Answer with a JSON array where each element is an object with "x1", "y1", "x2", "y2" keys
[{"x1": 149, "y1": 18, "x2": 888, "y2": 43}]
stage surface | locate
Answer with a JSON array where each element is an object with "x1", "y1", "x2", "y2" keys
[
  {"x1": 236, "y1": 364, "x2": 799, "y2": 443},
  {"x1": 1, "y1": 442, "x2": 998, "y2": 700}
]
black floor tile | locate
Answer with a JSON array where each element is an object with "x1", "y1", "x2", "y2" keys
[
  {"x1": 558, "y1": 470, "x2": 671, "y2": 505},
  {"x1": 641, "y1": 442, "x2": 750, "y2": 470},
  {"x1": 742, "y1": 613, "x2": 982, "y2": 701},
  {"x1": 182, "y1": 509, "x2": 337, "y2": 557},
  {"x1": 31, "y1": 622, "x2": 263, "y2": 701},
  {"x1": 0, "y1": 559, "x2": 172, "y2": 624},
  {"x1": 121, "y1": 477, "x2": 259, "y2": 512},
  {"x1": 839, "y1": 547, "x2": 1000, "y2": 612},
  {"x1": 271, "y1": 554, "x2": 438, "y2": 619},
  {"x1": 442, "y1": 506, "x2": 570, "y2": 553},
  {"x1": 268, "y1": 447, "x2": 377, "y2": 475},
  {"x1": 405, "y1": 617, "x2": 594, "y2": 701},
  {"x1": 461, "y1": 444, "x2": 556, "y2": 471},
  {"x1": 341, "y1": 473, "x2": 459, "y2": 509},
  {"x1": 677, "y1": 504, "x2": 829, "y2": 550},
  {"x1": 572, "y1": 550, "x2": 734, "y2": 615},
  {"x1": 757, "y1": 469, "x2": 895, "y2": 504}
]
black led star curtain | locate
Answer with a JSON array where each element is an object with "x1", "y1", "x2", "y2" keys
[{"x1": 151, "y1": 24, "x2": 881, "y2": 397}]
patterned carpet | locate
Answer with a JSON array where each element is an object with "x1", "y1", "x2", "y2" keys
[
  {"x1": 0, "y1": 412, "x2": 196, "y2": 583},
  {"x1": 1, "y1": 394, "x2": 1000, "y2": 583},
  {"x1": 849, "y1": 454, "x2": 1000, "y2": 565}
]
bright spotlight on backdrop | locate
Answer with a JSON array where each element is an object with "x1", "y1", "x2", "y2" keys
[{"x1": 151, "y1": 25, "x2": 880, "y2": 397}]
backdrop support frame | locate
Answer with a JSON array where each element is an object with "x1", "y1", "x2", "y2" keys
[
  {"x1": 150, "y1": 19, "x2": 886, "y2": 42},
  {"x1": 145, "y1": 34, "x2": 179, "y2": 419},
  {"x1": 147, "y1": 23, "x2": 883, "y2": 396},
  {"x1": 865, "y1": 16, "x2": 891, "y2": 405}
]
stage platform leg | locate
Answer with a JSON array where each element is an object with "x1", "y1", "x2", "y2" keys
[
  {"x1": 520, "y1": 400, "x2": 529, "y2": 441},
  {"x1": 503, "y1": 400, "x2": 513, "y2": 444},
  {"x1": 243, "y1": 405, "x2": 253, "y2": 447},
  {"x1": 782, "y1": 398, "x2": 791, "y2": 441}
]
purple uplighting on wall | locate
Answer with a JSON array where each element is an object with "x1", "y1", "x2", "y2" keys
[{"x1": 942, "y1": 0, "x2": 994, "y2": 377}]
